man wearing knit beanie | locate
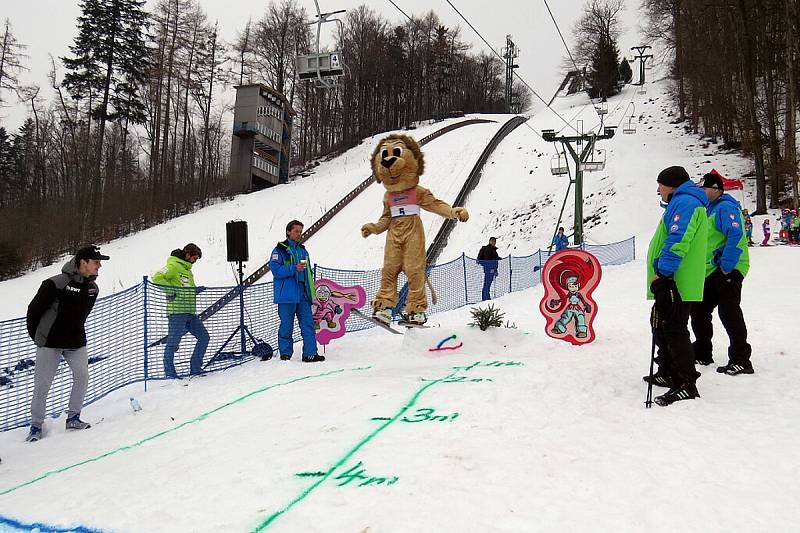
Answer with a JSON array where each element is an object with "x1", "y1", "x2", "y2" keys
[
  {"x1": 645, "y1": 166, "x2": 709, "y2": 406},
  {"x1": 656, "y1": 165, "x2": 691, "y2": 188}
]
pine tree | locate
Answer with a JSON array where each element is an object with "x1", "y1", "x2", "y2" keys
[
  {"x1": 588, "y1": 35, "x2": 620, "y2": 98},
  {"x1": 63, "y1": 0, "x2": 150, "y2": 127},
  {"x1": 62, "y1": 0, "x2": 150, "y2": 231},
  {"x1": 618, "y1": 57, "x2": 633, "y2": 84}
]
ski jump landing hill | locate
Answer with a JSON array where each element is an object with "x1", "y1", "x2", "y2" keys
[{"x1": 0, "y1": 114, "x2": 635, "y2": 432}]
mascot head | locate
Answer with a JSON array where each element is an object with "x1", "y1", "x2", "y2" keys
[{"x1": 371, "y1": 134, "x2": 424, "y2": 192}]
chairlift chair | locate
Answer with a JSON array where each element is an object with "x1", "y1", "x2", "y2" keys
[
  {"x1": 594, "y1": 100, "x2": 608, "y2": 116},
  {"x1": 637, "y1": 86, "x2": 647, "y2": 95},
  {"x1": 622, "y1": 116, "x2": 636, "y2": 134},
  {"x1": 295, "y1": 1, "x2": 347, "y2": 89},
  {"x1": 583, "y1": 148, "x2": 606, "y2": 172},
  {"x1": 551, "y1": 152, "x2": 569, "y2": 176}
]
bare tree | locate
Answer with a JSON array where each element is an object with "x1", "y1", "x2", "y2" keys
[{"x1": 0, "y1": 18, "x2": 28, "y2": 107}]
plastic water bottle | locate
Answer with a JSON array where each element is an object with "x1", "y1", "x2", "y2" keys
[{"x1": 130, "y1": 397, "x2": 142, "y2": 413}]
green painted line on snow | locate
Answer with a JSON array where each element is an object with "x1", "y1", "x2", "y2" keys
[
  {"x1": 0, "y1": 366, "x2": 371, "y2": 497},
  {"x1": 251, "y1": 367, "x2": 460, "y2": 532}
]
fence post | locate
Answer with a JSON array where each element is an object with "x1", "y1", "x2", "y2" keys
[
  {"x1": 461, "y1": 253, "x2": 469, "y2": 306},
  {"x1": 632, "y1": 236, "x2": 636, "y2": 260},
  {"x1": 142, "y1": 276, "x2": 149, "y2": 393},
  {"x1": 508, "y1": 255, "x2": 513, "y2": 293}
]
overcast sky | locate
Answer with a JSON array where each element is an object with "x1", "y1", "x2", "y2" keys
[{"x1": 0, "y1": 0, "x2": 643, "y2": 131}]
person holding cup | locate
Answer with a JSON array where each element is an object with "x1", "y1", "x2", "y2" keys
[{"x1": 268, "y1": 220, "x2": 324, "y2": 362}]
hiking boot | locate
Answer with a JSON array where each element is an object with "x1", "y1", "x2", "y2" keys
[
  {"x1": 642, "y1": 372, "x2": 672, "y2": 388},
  {"x1": 26, "y1": 425, "x2": 42, "y2": 442},
  {"x1": 695, "y1": 356, "x2": 714, "y2": 366},
  {"x1": 654, "y1": 382, "x2": 700, "y2": 406},
  {"x1": 302, "y1": 354, "x2": 326, "y2": 363},
  {"x1": 65, "y1": 415, "x2": 91, "y2": 430},
  {"x1": 373, "y1": 308, "x2": 393, "y2": 324},
  {"x1": 280, "y1": 354, "x2": 292, "y2": 361},
  {"x1": 717, "y1": 363, "x2": 754, "y2": 376},
  {"x1": 575, "y1": 331, "x2": 588, "y2": 339}
]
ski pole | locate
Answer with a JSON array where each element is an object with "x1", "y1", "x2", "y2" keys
[{"x1": 645, "y1": 305, "x2": 658, "y2": 409}]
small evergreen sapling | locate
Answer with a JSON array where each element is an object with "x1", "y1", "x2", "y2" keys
[{"x1": 468, "y1": 304, "x2": 505, "y2": 331}]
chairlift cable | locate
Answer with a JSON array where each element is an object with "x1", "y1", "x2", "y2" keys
[
  {"x1": 442, "y1": 0, "x2": 580, "y2": 135},
  {"x1": 542, "y1": 0, "x2": 581, "y2": 76},
  {"x1": 385, "y1": 0, "x2": 416, "y2": 24}
]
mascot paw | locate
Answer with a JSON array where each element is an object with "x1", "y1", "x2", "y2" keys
[
  {"x1": 454, "y1": 207, "x2": 469, "y2": 222},
  {"x1": 361, "y1": 224, "x2": 375, "y2": 238}
]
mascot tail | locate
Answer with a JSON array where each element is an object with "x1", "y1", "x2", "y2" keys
[{"x1": 425, "y1": 275, "x2": 437, "y2": 306}]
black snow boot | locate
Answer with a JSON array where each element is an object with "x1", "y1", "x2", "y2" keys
[{"x1": 654, "y1": 382, "x2": 700, "y2": 407}]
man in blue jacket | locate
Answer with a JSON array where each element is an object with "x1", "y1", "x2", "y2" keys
[
  {"x1": 690, "y1": 172, "x2": 752, "y2": 375},
  {"x1": 269, "y1": 220, "x2": 324, "y2": 362},
  {"x1": 644, "y1": 166, "x2": 709, "y2": 406},
  {"x1": 552, "y1": 227, "x2": 569, "y2": 251}
]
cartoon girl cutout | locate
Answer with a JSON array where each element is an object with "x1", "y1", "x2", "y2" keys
[
  {"x1": 548, "y1": 272, "x2": 591, "y2": 337},
  {"x1": 539, "y1": 250, "x2": 602, "y2": 345}
]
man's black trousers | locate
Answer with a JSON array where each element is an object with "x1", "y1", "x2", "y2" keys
[
  {"x1": 690, "y1": 269, "x2": 751, "y2": 367},
  {"x1": 654, "y1": 301, "x2": 698, "y2": 384}
]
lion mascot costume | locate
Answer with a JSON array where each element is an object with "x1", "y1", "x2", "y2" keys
[{"x1": 361, "y1": 134, "x2": 469, "y2": 325}]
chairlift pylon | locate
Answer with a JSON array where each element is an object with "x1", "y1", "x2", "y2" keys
[{"x1": 295, "y1": 1, "x2": 347, "y2": 89}]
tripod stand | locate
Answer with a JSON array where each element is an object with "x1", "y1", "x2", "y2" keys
[{"x1": 204, "y1": 260, "x2": 257, "y2": 368}]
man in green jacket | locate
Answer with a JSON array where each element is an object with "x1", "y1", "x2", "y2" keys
[
  {"x1": 691, "y1": 172, "x2": 753, "y2": 375},
  {"x1": 645, "y1": 166, "x2": 709, "y2": 406},
  {"x1": 152, "y1": 243, "x2": 209, "y2": 378}
]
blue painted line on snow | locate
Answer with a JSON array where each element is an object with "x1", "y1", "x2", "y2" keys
[{"x1": 0, "y1": 514, "x2": 108, "y2": 533}]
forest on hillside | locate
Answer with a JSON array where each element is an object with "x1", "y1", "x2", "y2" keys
[
  {"x1": 0, "y1": 0, "x2": 529, "y2": 279},
  {"x1": 643, "y1": 0, "x2": 800, "y2": 214}
]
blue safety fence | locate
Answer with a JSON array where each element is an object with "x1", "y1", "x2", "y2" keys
[{"x1": 0, "y1": 237, "x2": 634, "y2": 431}]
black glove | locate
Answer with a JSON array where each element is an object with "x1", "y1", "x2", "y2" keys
[
  {"x1": 583, "y1": 303, "x2": 592, "y2": 314},
  {"x1": 718, "y1": 269, "x2": 743, "y2": 284},
  {"x1": 650, "y1": 276, "x2": 680, "y2": 320}
]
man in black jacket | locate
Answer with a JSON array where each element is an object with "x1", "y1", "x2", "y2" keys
[
  {"x1": 477, "y1": 237, "x2": 501, "y2": 301},
  {"x1": 25, "y1": 245, "x2": 108, "y2": 441}
]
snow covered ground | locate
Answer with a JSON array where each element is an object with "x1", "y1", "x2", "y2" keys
[{"x1": 2, "y1": 35, "x2": 800, "y2": 533}]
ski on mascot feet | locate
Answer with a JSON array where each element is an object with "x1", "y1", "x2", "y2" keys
[
  {"x1": 352, "y1": 309, "x2": 403, "y2": 335},
  {"x1": 397, "y1": 320, "x2": 432, "y2": 329}
]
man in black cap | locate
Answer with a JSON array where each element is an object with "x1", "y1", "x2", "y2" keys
[
  {"x1": 691, "y1": 171, "x2": 753, "y2": 375},
  {"x1": 477, "y1": 237, "x2": 501, "y2": 300},
  {"x1": 645, "y1": 166, "x2": 708, "y2": 406},
  {"x1": 25, "y1": 244, "x2": 109, "y2": 441}
]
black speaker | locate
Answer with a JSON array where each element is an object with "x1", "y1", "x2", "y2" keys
[{"x1": 226, "y1": 220, "x2": 249, "y2": 262}]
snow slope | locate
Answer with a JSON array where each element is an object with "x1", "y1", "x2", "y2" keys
[
  {"x1": 0, "y1": 116, "x2": 506, "y2": 321},
  {"x1": 2, "y1": 33, "x2": 799, "y2": 533}
]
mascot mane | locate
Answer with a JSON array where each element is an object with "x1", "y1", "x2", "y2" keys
[{"x1": 370, "y1": 133, "x2": 425, "y2": 179}]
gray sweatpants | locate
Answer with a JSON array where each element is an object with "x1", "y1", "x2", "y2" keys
[{"x1": 30, "y1": 346, "x2": 89, "y2": 427}]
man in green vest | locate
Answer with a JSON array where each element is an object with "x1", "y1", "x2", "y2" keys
[
  {"x1": 152, "y1": 243, "x2": 209, "y2": 378},
  {"x1": 691, "y1": 172, "x2": 753, "y2": 375},
  {"x1": 645, "y1": 166, "x2": 709, "y2": 406}
]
